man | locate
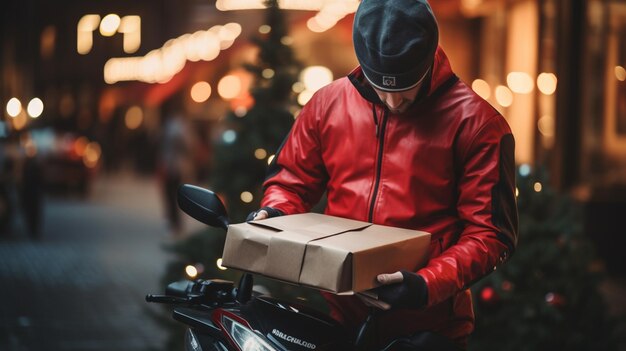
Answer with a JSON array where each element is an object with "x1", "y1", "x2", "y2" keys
[{"x1": 249, "y1": 0, "x2": 518, "y2": 348}]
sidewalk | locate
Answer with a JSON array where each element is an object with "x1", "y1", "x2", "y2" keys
[
  {"x1": 0, "y1": 170, "x2": 199, "y2": 351},
  {"x1": 89, "y1": 170, "x2": 205, "y2": 236}
]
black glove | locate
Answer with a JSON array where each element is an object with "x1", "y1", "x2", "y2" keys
[
  {"x1": 246, "y1": 207, "x2": 284, "y2": 222},
  {"x1": 374, "y1": 271, "x2": 428, "y2": 309}
]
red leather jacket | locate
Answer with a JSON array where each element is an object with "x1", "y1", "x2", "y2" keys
[{"x1": 261, "y1": 47, "x2": 518, "y2": 348}]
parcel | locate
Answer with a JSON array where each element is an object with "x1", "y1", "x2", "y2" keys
[{"x1": 221, "y1": 213, "x2": 431, "y2": 294}]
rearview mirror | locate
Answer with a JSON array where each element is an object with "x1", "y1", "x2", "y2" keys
[{"x1": 177, "y1": 184, "x2": 229, "y2": 230}]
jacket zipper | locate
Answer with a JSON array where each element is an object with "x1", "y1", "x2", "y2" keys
[
  {"x1": 371, "y1": 103, "x2": 379, "y2": 137},
  {"x1": 368, "y1": 106, "x2": 388, "y2": 222}
]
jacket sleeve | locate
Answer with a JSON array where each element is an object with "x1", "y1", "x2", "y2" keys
[
  {"x1": 416, "y1": 115, "x2": 518, "y2": 307},
  {"x1": 260, "y1": 92, "x2": 329, "y2": 215}
]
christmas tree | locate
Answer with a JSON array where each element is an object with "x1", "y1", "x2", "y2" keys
[
  {"x1": 469, "y1": 165, "x2": 620, "y2": 350},
  {"x1": 211, "y1": 0, "x2": 300, "y2": 222}
]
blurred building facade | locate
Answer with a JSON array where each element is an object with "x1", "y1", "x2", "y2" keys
[{"x1": 1, "y1": 0, "x2": 626, "y2": 270}]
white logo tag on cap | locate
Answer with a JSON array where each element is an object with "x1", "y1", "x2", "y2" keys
[{"x1": 382, "y1": 76, "x2": 396, "y2": 87}]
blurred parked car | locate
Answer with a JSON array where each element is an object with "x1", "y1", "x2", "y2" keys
[{"x1": 30, "y1": 129, "x2": 102, "y2": 196}]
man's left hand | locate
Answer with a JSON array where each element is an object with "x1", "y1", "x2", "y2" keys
[{"x1": 359, "y1": 270, "x2": 428, "y2": 310}]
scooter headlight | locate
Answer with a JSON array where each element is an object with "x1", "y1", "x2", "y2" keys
[
  {"x1": 222, "y1": 316, "x2": 277, "y2": 351},
  {"x1": 184, "y1": 328, "x2": 203, "y2": 351}
]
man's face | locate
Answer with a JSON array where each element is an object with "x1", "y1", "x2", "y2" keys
[{"x1": 372, "y1": 83, "x2": 422, "y2": 114}]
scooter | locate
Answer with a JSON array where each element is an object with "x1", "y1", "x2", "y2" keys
[{"x1": 146, "y1": 184, "x2": 461, "y2": 351}]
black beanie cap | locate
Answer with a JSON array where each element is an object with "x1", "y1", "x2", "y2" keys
[{"x1": 353, "y1": 0, "x2": 439, "y2": 92}]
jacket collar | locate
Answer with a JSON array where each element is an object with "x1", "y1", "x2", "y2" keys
[{"x1": 348, "y1": 46, "x2": 456, "y2": 106}]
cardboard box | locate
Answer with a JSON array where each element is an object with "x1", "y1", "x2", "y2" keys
[{"x1": 221, "y1": 213, "x2": 431, "y2": 294}]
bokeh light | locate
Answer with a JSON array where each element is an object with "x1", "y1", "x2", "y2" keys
[
  {"x1": 99, "y1": 14, "x2": 121, "y2": 37},
  {"x1": 254, "y1": 148, "x2": 267, "y2": 159},
  {"x1": 262, "y1": 69, "x2": 275, "y2": 79},
  {"x1": 240, "y1": 191, "x2": 253, "y2": 203},
  {"x1": 615, "y1": 66, "x2": 626, "y2": 82},
  {"x1": 119, "y1": 16, "x2": 141, "y2": 54},
  {"x1": 77, "y1": 14, "x2": 101, "y2": 32},
  {"x1": 77, "y1": 14, "x2": 100, "y2": 55},
  {"x1": 281, "y1": 36, "x2": 293, "y2": 45},
  {"x1": 190, "y1": 81, "x2": 212, "y2": 103},
  {"x1": 507, "y1": 72, "x2": 534, "y2": 94},
  {"x1": 218, "y1": 75, "x2": 242, "y2": 100},
  {"x1": 124, "y1": 106, "x2": 143, "y2": 130},
  {"x1": 297, "y1": 90, "x2": 314, "y2": 106},
  {"x1": 83, "y1": 142, "x2": 101, "y2": 168},
  {"x1": 234, "y1": 106, "x2": 248, "y2": 117},
  {"x1": 537, "y1": 73, "x2": 558, "y2": 95},
  {"x1": 27, "y1": 98, "x2": 44, "y2": 118},
  {"x1": 301, "y1": 66, "x2": 333, "y2": 92},
  {"x1": 495, "y1": 85, "x2": 514, "y2": 107},
  {"x1": 118, "y1": 15, "x2": 141, "y2": 34},
  {"x1": 6, "y1": 97, "x2": 22, "y2": 117},
  {"x1": 73, "y1": 137, "x2": 89, "y2": 157},
  {"x1": 219, "y1": 23, "x2": 242, "y2": 41},
  {"x1": 216, "y1": 258, "x2": 227, "y2": 271},
  {"x1": 471, "y1": 79, "x2": 491, "y2": 100},
  {"x1": 185, "y1": 265, "x2": 198, "y2": 278},
  {"x1": 104, "y1": 23, "x2": 241, "y2": 84},
  {"x1": 519, "y1": 164, "x2": 531, "y2": 177},
  {"x1": 537, "y1": 115, "x2": 555, "y2": 137},
  {"x1": 222, "y1": 130, "x2": 237, "y2": 143}
]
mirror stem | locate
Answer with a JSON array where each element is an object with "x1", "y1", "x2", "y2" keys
[{"x1": 235, "y1": 273, "x2": 253, "y2": 304}]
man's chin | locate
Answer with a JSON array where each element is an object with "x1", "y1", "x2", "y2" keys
[{"x1": 389, "y1": 107, "x2": 407, "y2": 114}]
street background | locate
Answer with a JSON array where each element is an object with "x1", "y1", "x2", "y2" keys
[{"x1": 2, "y1": 0, "x2": 626, "y2": 350}]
